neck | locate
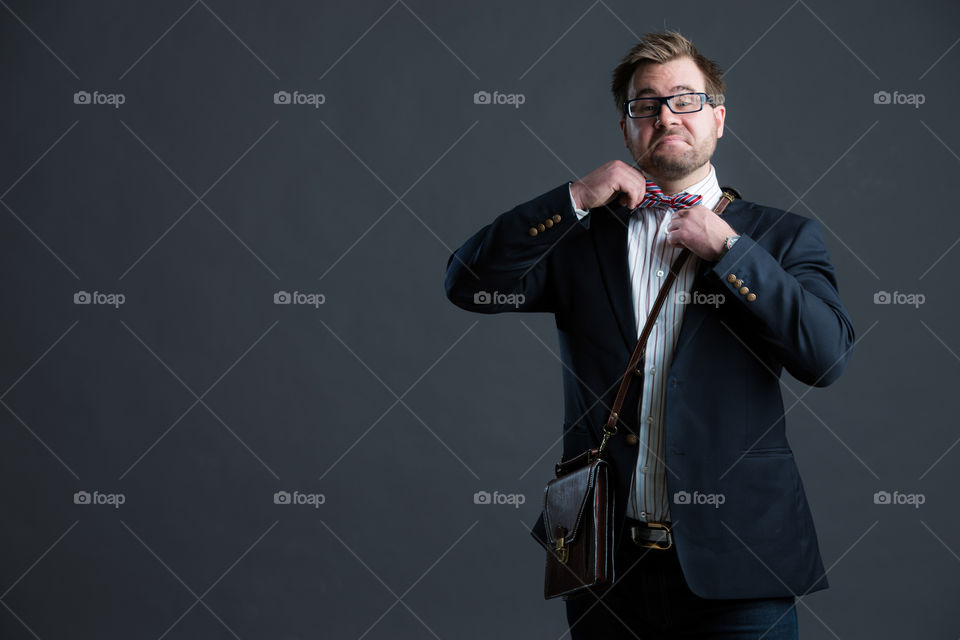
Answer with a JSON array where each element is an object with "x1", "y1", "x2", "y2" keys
[{"x1": 646, "y1": 163, "x2": 712, "y2": 195}]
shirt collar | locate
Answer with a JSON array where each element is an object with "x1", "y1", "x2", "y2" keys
[{"x1": 681, "y1": 165, "x2": 722, "y2": 209}]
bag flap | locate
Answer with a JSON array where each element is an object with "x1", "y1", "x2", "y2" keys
[
  {"x1": 542, "y1": 460, "x2": 605, "y2": 546},
  {"x1": 530, "y1": 511, "x2": 549, "y2": 551}
]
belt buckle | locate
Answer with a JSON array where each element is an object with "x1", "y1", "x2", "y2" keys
[{"x1": 633, "y1": 520, "x2": 673, "y2": 550}]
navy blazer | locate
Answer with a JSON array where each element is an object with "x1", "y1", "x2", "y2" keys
[{"x1": 444, "y1": 182, "x2": 855, "y2": 599}]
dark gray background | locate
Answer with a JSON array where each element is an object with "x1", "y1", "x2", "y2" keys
[{"x1": 1, "y1": 1, "x2": 957, "y2": 638}]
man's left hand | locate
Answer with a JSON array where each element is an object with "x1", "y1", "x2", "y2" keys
[{"x1": 665, "y1": 204, "x2": 736, "y2": 261}]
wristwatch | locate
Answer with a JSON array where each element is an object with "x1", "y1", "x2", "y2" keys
[{"x1": 724, "y1": 235, "x2": 740, "y2": 253}]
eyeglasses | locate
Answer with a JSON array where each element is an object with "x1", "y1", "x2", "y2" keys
[{"x1": 623, "y1": 92, "x2": 714, "y2": 119}]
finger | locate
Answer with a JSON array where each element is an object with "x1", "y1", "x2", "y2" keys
[
  {"x1": 621, "y1": 169, "x2": 648, "y2": 209},
  {"x1": 616, "y1": 180, "x2": 643, "y2": 209},
  {"x1": 630, "y1": 172, "x2": 649, "y2": 199}
]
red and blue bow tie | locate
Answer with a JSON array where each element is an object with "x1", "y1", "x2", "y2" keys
[{"x1": 638, "y1": 180, "x2": 703, "y2": 210}]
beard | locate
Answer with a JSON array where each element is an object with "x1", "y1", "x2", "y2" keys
[{"x1": 631, "y1": 128, "x2": 717, "y2": 183}]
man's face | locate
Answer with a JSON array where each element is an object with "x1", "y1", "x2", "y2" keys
[{"x1": 619, "y1": 56, "x2": 726, "y2": 183}]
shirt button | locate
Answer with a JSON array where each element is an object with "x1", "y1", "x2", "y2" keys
[
  {"x1": 640, "y1": 510, "x2": 647, "y2": 518},
  {"x1": 641, "y1": 465, "x2": 649, "y2": 474},
  {"x1": 656, "y1": 269, "x2": 665, "y2": 277},
  {"x1": 647, "y1": 416, "x2": 654, "y2": 424},
  {"x1": 649, "y1": 367, "x2": 656, "y2": 375}
]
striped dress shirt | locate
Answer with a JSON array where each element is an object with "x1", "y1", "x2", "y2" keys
[{"x1": 570, "y1": 166, "x2": 723, "y2": 523}]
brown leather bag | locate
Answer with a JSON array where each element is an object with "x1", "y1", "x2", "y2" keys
[
  {"x1": 541, "y1": 448, "x2": 614, "y2": 598},
  {"x1": 536, "y1": 189, "x2": 737, "y2": 600}
]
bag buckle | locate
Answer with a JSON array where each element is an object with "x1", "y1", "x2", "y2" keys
[
  {"x1": 554, "y1": 537, "x2": 569, "y2": 563},
  {"x1": 553, "y1": 526, "x2": 569, "y2": 563}
]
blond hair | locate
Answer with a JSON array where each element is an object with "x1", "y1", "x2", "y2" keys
[{"x1": 611, "y1": 31, "x2": 725, "y2": 113}]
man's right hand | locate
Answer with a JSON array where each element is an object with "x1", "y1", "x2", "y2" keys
[{"x1": 570, "y1": 160, "x2": 648, "y2": 211}]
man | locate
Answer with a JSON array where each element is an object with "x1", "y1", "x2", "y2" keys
[{"x1": 445, "y1": 31, "x2": 854, "y2": 638}]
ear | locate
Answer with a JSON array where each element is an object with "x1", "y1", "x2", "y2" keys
[
  {"x1": 619, "y1": 117, "x2": 628, "y2": 148},
  {"x1": 714, "y1": 105, "x2": 726, "y2": 139}
]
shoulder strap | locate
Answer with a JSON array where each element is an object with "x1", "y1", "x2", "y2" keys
[{"x1": 597, "y1": 188, "x2": 739, "y2": 455}]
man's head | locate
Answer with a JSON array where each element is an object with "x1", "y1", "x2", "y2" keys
[{"x1": 611, "y1": 32, "x2": 726, "y2": 186}]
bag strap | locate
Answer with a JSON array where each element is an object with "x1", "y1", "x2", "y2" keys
[{"x1": 597, "y1": 188, "x2": 739, "y2": 455}]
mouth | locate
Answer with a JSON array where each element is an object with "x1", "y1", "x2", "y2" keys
[{"x1": 654, "y1": 135, "x2": 689, "y2": 148}]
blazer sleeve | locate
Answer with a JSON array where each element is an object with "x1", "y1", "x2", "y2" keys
[
  {"x1": 444, "y1": 183, "x2": 588, "y2": 314},
  {"x1": 709, "y1": 217, "x2": 855, "y2": 387}
]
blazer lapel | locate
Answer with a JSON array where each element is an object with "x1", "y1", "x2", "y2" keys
[{"x1": 591, "y1": 204, "x2": 637, "y2": 353}]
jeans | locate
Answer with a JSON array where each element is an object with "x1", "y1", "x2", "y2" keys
[{"x1": 564, "y1": 539, "x2": 798, "y2": 639}]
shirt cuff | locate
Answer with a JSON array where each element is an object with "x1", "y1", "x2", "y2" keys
[{"x1": 568, "y1": 182, "x2": 590, "y2": 220}]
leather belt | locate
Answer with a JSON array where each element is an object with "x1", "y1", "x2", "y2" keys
[{"x1": 626, "y1": 519, "x2": 673, "y2": 550}]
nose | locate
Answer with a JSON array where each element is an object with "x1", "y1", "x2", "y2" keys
[{"x1": 655, "y1": 100, "x2": 680, "y2": 127}]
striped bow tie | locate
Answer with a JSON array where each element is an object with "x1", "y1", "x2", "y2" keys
[{"x1": 638, "y1": 181, "x2": 703, "y2": 210}]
